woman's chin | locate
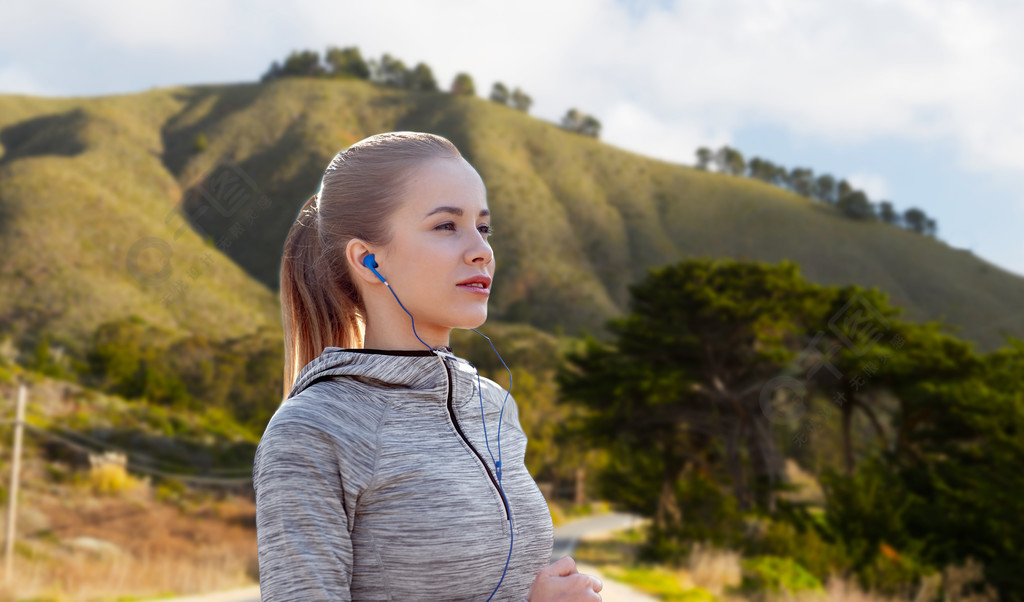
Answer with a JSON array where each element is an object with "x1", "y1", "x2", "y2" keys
[{"x1": 452, "y1": 309, "x2": 488, "y2": 330}]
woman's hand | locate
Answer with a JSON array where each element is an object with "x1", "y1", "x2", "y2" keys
[{"x1": 526, "y1": 556, "x2": 603, "y2": 601}]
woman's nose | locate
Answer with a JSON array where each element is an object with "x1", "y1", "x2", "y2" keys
[{"x1": 467, "y1": 236, "x2": 494, "y2": 265}]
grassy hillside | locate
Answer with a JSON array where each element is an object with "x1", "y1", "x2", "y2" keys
[
  {"x1": 2, "y1": 77, "x2": 1022, "y2": 358},
  {"x1": 0, "y1": 89, "x2": 283, "y2": 358}
]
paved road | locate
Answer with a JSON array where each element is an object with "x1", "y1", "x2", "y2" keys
[
  {"x1": 153, "y1": 512, "x2": 653, "y2": 601},
  {"x1": 550, "y1": 511, "x2": 646, "y2": 561}
]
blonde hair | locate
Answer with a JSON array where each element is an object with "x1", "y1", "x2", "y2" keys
[{"x1": 279, "y1": 132, "x2": 462, "y2": 398}]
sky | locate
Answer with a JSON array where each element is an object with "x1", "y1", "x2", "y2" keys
[{"x1": 2, "y1": 0, "x2": 1021, "y2": 278}]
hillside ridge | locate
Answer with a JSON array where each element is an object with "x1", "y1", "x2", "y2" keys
[{"x1": 1, "y1": 77, "x2": 1021, "y2": 355}]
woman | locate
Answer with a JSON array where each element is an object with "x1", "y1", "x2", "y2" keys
[{"x1": 252, "y1": 132, "x2": 603, "y2": 600}]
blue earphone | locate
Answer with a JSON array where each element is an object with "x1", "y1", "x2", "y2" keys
[
  {"x1": 362, "y1": 253, "x2": 386, "y2": 282},
  {"x1": 362, "y1": 254, "x2": 514, "y2": 601}
]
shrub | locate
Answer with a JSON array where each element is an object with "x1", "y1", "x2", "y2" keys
[
  {"x1": 739, "y1": 555, "x2": 823, "y2": 595},
  {"x1": 749, "y1": 514, "x2": 851, "y2": 582},
  {"x1": 155, "y1": 478, "x2": 187, "y2": 504},
  {"x1": 85, "y1": 463, "x2": 147, "y2": 496},
  {"x1": 641, "y1": 470, "x2": 748, "y2": 564}
]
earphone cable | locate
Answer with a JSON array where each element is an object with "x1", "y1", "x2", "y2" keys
[
  {"x1": 381, "y1": 266, "x2": 514, "y2": 600},
  {"x1": 383, "y1": 281, "x2": 435, "y2": 353},
  {"x1": 470, "y1": 328, "x2": 512, "y2": 481}
]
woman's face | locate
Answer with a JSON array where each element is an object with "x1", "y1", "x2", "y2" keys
[{"x1": 372, "y1": 157, "x2": 494, "y2": 340}]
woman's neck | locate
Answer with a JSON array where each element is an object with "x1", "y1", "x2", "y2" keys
[{"x1": 362, "y1": 322, "x2": 450, "y2": 351}]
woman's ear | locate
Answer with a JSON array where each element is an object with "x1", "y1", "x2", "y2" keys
[{"x1": 346, "y1": 238, "x2": 381, "y2": 285}]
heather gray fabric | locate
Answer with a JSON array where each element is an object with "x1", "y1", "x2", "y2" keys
[{"x1": 253, "y1": 346, "x2": 554, "y2": 601}]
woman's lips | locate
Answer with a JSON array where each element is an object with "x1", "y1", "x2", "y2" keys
[
  {"x1": 456, "y1": 282, "x2": 490, "y2": 296},
  {"x1": 456, "y1": 275, "x2": 491, "y2": 295}
]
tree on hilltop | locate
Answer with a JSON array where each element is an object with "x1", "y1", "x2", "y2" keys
[
  {"x1": 837, "y1": 190, "x2": 876, "y2": 220},
  {"x1": 878, "y1": 201, "x2": 899, "y2": 225},
  {"x1": 371, "y1": 54, "x2": 410, "y2": 88},
  {"x1": 325, "y1": 46, "x2": 370, "y2": 79},
  {"x1": 696, "y1": 147, "x2": 713, "y2": 170},
  {"x1": 281, "y1": 50, "x2": 324, "y2": 77},
  {"x1": 511, "y1": 87, "x2": 533, "y2": 113},
  {"x1": 408, "y1": 62, "x2": 439, "y2": 92},
  {"x1": 789, "y1": 167, "x2": 815, "y2": 198},
  {"x1": 490, "y1": 82, "x2": 510, "y2": 105},
  {"x1": 714, "y1": 146, "x2": 745, "y2": 176},
  {"x1": 814, "y1": 173, "x2": 837, "y2": 204},
  {"x1": 450, "y1": 72, "x2": 476, "y2": 96},
  {"x1": 561, "y1": 108, "x2": 601, "y2": 138},
  {"x1": 902, "y1": 207, "x2": 928, "y2": 233}
]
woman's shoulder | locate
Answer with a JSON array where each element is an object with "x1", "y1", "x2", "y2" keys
[
  {"x1": 254, "y1": 379, "x2": 389, "y2": 484},
  {"x1": 260, "y1": 379, "x2": 389, "y2": 448}
]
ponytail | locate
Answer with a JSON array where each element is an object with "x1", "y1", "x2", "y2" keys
[{"x1": 280, "y1": 192, "x2": 364, "y2": 399}]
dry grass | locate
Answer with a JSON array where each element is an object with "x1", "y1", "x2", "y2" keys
[
  {"x1": 1, "y1": 483, "x2": 257, "y2": 602},
  {"x1": 938, "y1": 559, "x2": 998, "y2": 602},
  {"x1": 686, "y1": 542, "x2": 743, "y2": 595},
  {"x1": 6, "y1": 541, "x2": 252, "y2": 601}
]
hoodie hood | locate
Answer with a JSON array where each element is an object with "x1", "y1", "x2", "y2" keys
[{"x1": 287, "y1": 347, "x2": 453, "y2": 400}]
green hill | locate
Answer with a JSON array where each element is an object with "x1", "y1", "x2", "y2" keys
[
  {"x1": 0, "y1": 89, "x2": 282, "y2": 358},
  {"x1": 2, "y1": 77, "x2": 1022, "y2": 358}
]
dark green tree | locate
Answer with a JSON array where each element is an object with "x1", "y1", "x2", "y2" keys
[
  {"x1": 891, "y1": 337, "x2": 1024, "y2": 597},
  {"x1": 837, "y1": 190, "x2": 876, "y2": 220},
  {"x1": 510, "y1": 87, "x2": 533, "y2": 112},
  {"x1": 771, "y1": 163, "x2": 790, "y2": 188},
  {"x1": 878, "y1": 201, "x2": 899, "y2": 225},
  {"x1": 789, "y1": 167, "x2": 815, "y2": 197},
  {"x1": 561, "y1": 108, "x2": 584, "y2": 132},
  {"x1": 450, "y1": 72, "x2": 476, "y2": 96},
  {"x1": 821, "y1": 332, "x2": 1024, "y2": 598},
  {"x1": 696, "y1": 147, "x2": 713, "y2": 170},
  {"x1": 814, "y1": 174, "x2": 837, "y2": 203},
  {"x1": 714, "y1": 146, "x2": 746, "y2": 176},
  {"x1": 837, "y1": 179, "x2": 855, "y2": 199},
  {"x1": 902, "y1": 207, "x2": 927, "y2": 233},
  {"x1": 280, "y1": 50, "x2": 324, "y2": 77},
  {"x1": 793, "y1": 287, "x2": 910, "y2": 475},
  {"x1": 372, "y1": 54, "x2": 409, "y2": 88},
  {"x1": 559, "y1": 259, "x2": 832, "y2": 521},
  {"x1": 580, "y1": 115, "x2": 601, "y2": 138},
  {"x1": 748, "y1": 157, "x2": 772, "y2": 181},
  {"x1": 324, "y1": 46, "x2": 370, "y2": 79},
  {"x1": 261, "y1": 61, "x2": 283, "y2": 82},
  {"x1": 490, "y1": 82, "x2": 510, "y2": 105},
  {"x1": 407, "y1": 62, "x2": 439, "y2": 92},
  {"x1": 560, "y1": 109, "x2": 601, "y2": 138}
]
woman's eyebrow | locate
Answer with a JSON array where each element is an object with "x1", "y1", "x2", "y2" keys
[{"x1": 424, "y1": 206, "x2": 491, "y2": 218}]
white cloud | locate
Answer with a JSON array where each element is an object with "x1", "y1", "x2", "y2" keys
[
  {"x1": 600, "y1": 101, "x2": 731, "y2": 166},
  {"x1": 0, "y1": 65, "x2": 48, "y2": 96},
  {"x1": 846, "y1": 173, "x2": 890, "y2": 202},
  {"x1": 2, "y1": 0, "x2": 1023, "y2": 184},
  {"x1": 0, "y1": 0, "x2": 1021, "y2": 276}
]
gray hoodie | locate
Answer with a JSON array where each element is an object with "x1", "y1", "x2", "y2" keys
[{"x1": 253, "y1": 346, "x2": 555, "y2": 601}]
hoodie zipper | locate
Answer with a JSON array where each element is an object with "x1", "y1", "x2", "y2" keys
[{"x1": 440, "y1": 357, "x2": 512, "y2": 522}]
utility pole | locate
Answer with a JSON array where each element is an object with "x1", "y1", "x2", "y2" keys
[{"x1": 4, "y1": 384, "x2": 26, "y2": 584}]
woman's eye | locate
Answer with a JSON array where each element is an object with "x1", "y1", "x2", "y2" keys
[
  {"x1": 434, "y1": 222, "x2": 457, "y2": 232},
  {"x1": 478, "y1": 224, "x2": 494, "y2": 237}
]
